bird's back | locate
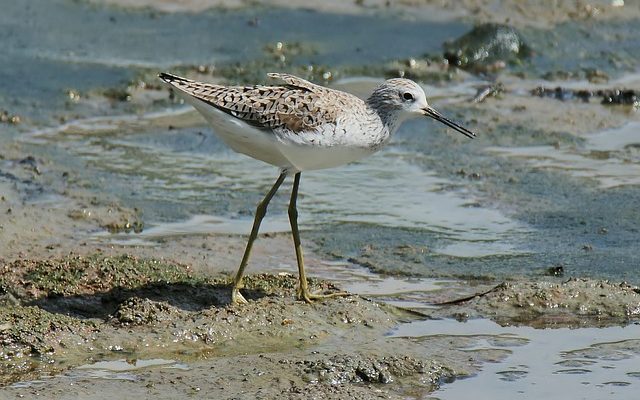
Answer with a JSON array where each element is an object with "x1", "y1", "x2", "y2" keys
[{"x1": 159, "y1": 73, "x2": 362, "y2": 134}]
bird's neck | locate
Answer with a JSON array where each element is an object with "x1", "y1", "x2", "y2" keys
[
  {"x1": 373, "y1": 108, "x2": 404, "y2": 135},
  {"x1": 365, "y1": 99, "x2": 403, "y2": 135}
]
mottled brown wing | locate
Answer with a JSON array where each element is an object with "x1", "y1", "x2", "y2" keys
[{"x1": 159, "y1": 73, "x2": 338, "y2": 133}]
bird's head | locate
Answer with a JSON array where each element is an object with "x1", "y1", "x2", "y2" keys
[{"x1": 367, "y1": 79, "x2": 475, "y2": 139}]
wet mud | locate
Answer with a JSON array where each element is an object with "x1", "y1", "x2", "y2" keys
[
  {"x1": 430, "y1": 279, "x2": 640, "y2": 328},
  {"x1": 0, "y1": 255, "x2": 458, "y2": 398},
  {"x1": 2, "y1": 254, "x2": 639, "y2": 398}
]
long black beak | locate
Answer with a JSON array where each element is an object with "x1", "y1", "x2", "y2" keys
[{"x1": 423, "y1": 107, "x2": 476, "y2": 139}]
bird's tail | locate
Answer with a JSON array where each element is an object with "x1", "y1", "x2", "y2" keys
[{"x1": 158, "y1": 72, "x2": 191, "y2": 85}]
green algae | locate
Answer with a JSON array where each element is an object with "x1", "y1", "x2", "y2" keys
[
  {"x1": 0, "y1": 254, "x2": 207, "y2": 385},
  {"x1": 0, "y1": 306, "x2": 93, "y2": 355},
  {"x1": 2, "y1": 254, "x2": 203, "y2": 299},
  {"x1": 0, "y1": 305, "x2": 96, "y2": 386}
]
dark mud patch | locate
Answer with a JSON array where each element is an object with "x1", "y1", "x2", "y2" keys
[
  {"x1": 431, "y1": 278, "x2": 640, "y2": 328},
  {"x1": 300, "y1": 354, "x2": 444, "y2": 385}
]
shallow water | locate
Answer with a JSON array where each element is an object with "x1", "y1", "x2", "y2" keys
[
  {"x1": 12, "y1": 359, "x2": 190, "y2": 388},
  {"x1": 488, "y1": 121, "x2": 640, "y2": 189},
  {"x1": 395, "y1": 319, "x2": 640, "y2": 400},
  {"x1": 85, "y1": 136, "x2": 530, "y2": 258}
]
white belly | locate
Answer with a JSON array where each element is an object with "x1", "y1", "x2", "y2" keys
[
  {"x1": 276, "y1": 143, "x2": 375, "y2": 171},
  {"x1": 185, "y1": 96, "x2": 378, "y2": 172},
  {"x1": 187, "y1": 97, "x2": 288, "y2": 166}
]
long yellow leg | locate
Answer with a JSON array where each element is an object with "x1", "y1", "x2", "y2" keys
[
  {"x1": 288, "y1": 173, "x2": 310, "y2": 301},
  {"x1": 288, "y1": 173, "x2": 349, "y2": 303},
  {"x1": 231, "y1": 173, "x2": 286, "y2": 304}
]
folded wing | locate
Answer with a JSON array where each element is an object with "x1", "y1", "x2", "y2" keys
[{"x1": 158, "y1": 72, "x2": 338, "y2": 134}]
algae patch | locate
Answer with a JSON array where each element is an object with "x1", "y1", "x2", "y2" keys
[
  {"x1": 1, "y1": 254, "x2": 201, "y2": 299},
  {"x1": 0, "y1": 255, "x2": 200, "y2": 386},
  {"x1": 0, "y1": 306, "x2": 96, "y2": 386}
]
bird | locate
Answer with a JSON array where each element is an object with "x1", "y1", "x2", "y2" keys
[{"x1": 158, "y1": 72, "x2": 475, "y2": 304}]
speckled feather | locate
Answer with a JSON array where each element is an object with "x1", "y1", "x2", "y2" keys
[{"x1": 159, "y1": 72, "x2": 360, "y2": 134}]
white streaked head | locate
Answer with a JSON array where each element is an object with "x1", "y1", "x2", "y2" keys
[
  {"x1": 367, "y1": 79, "x2": 429, "y2": 118},
  {"x1": 367, "y1": 78, "x2": 476, "y2": 139}
]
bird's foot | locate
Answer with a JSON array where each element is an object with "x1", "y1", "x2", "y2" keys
[
  {"x1": 297, "y1": 288, "x2": 350, "y2": 304},
  {"x1": 231, "y1": 288, "x2": 249, "y2": 305}
]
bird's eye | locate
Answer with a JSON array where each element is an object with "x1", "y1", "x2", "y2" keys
[{"x1": 402, "y1": 92, "x2": 414, "y2": 101}]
